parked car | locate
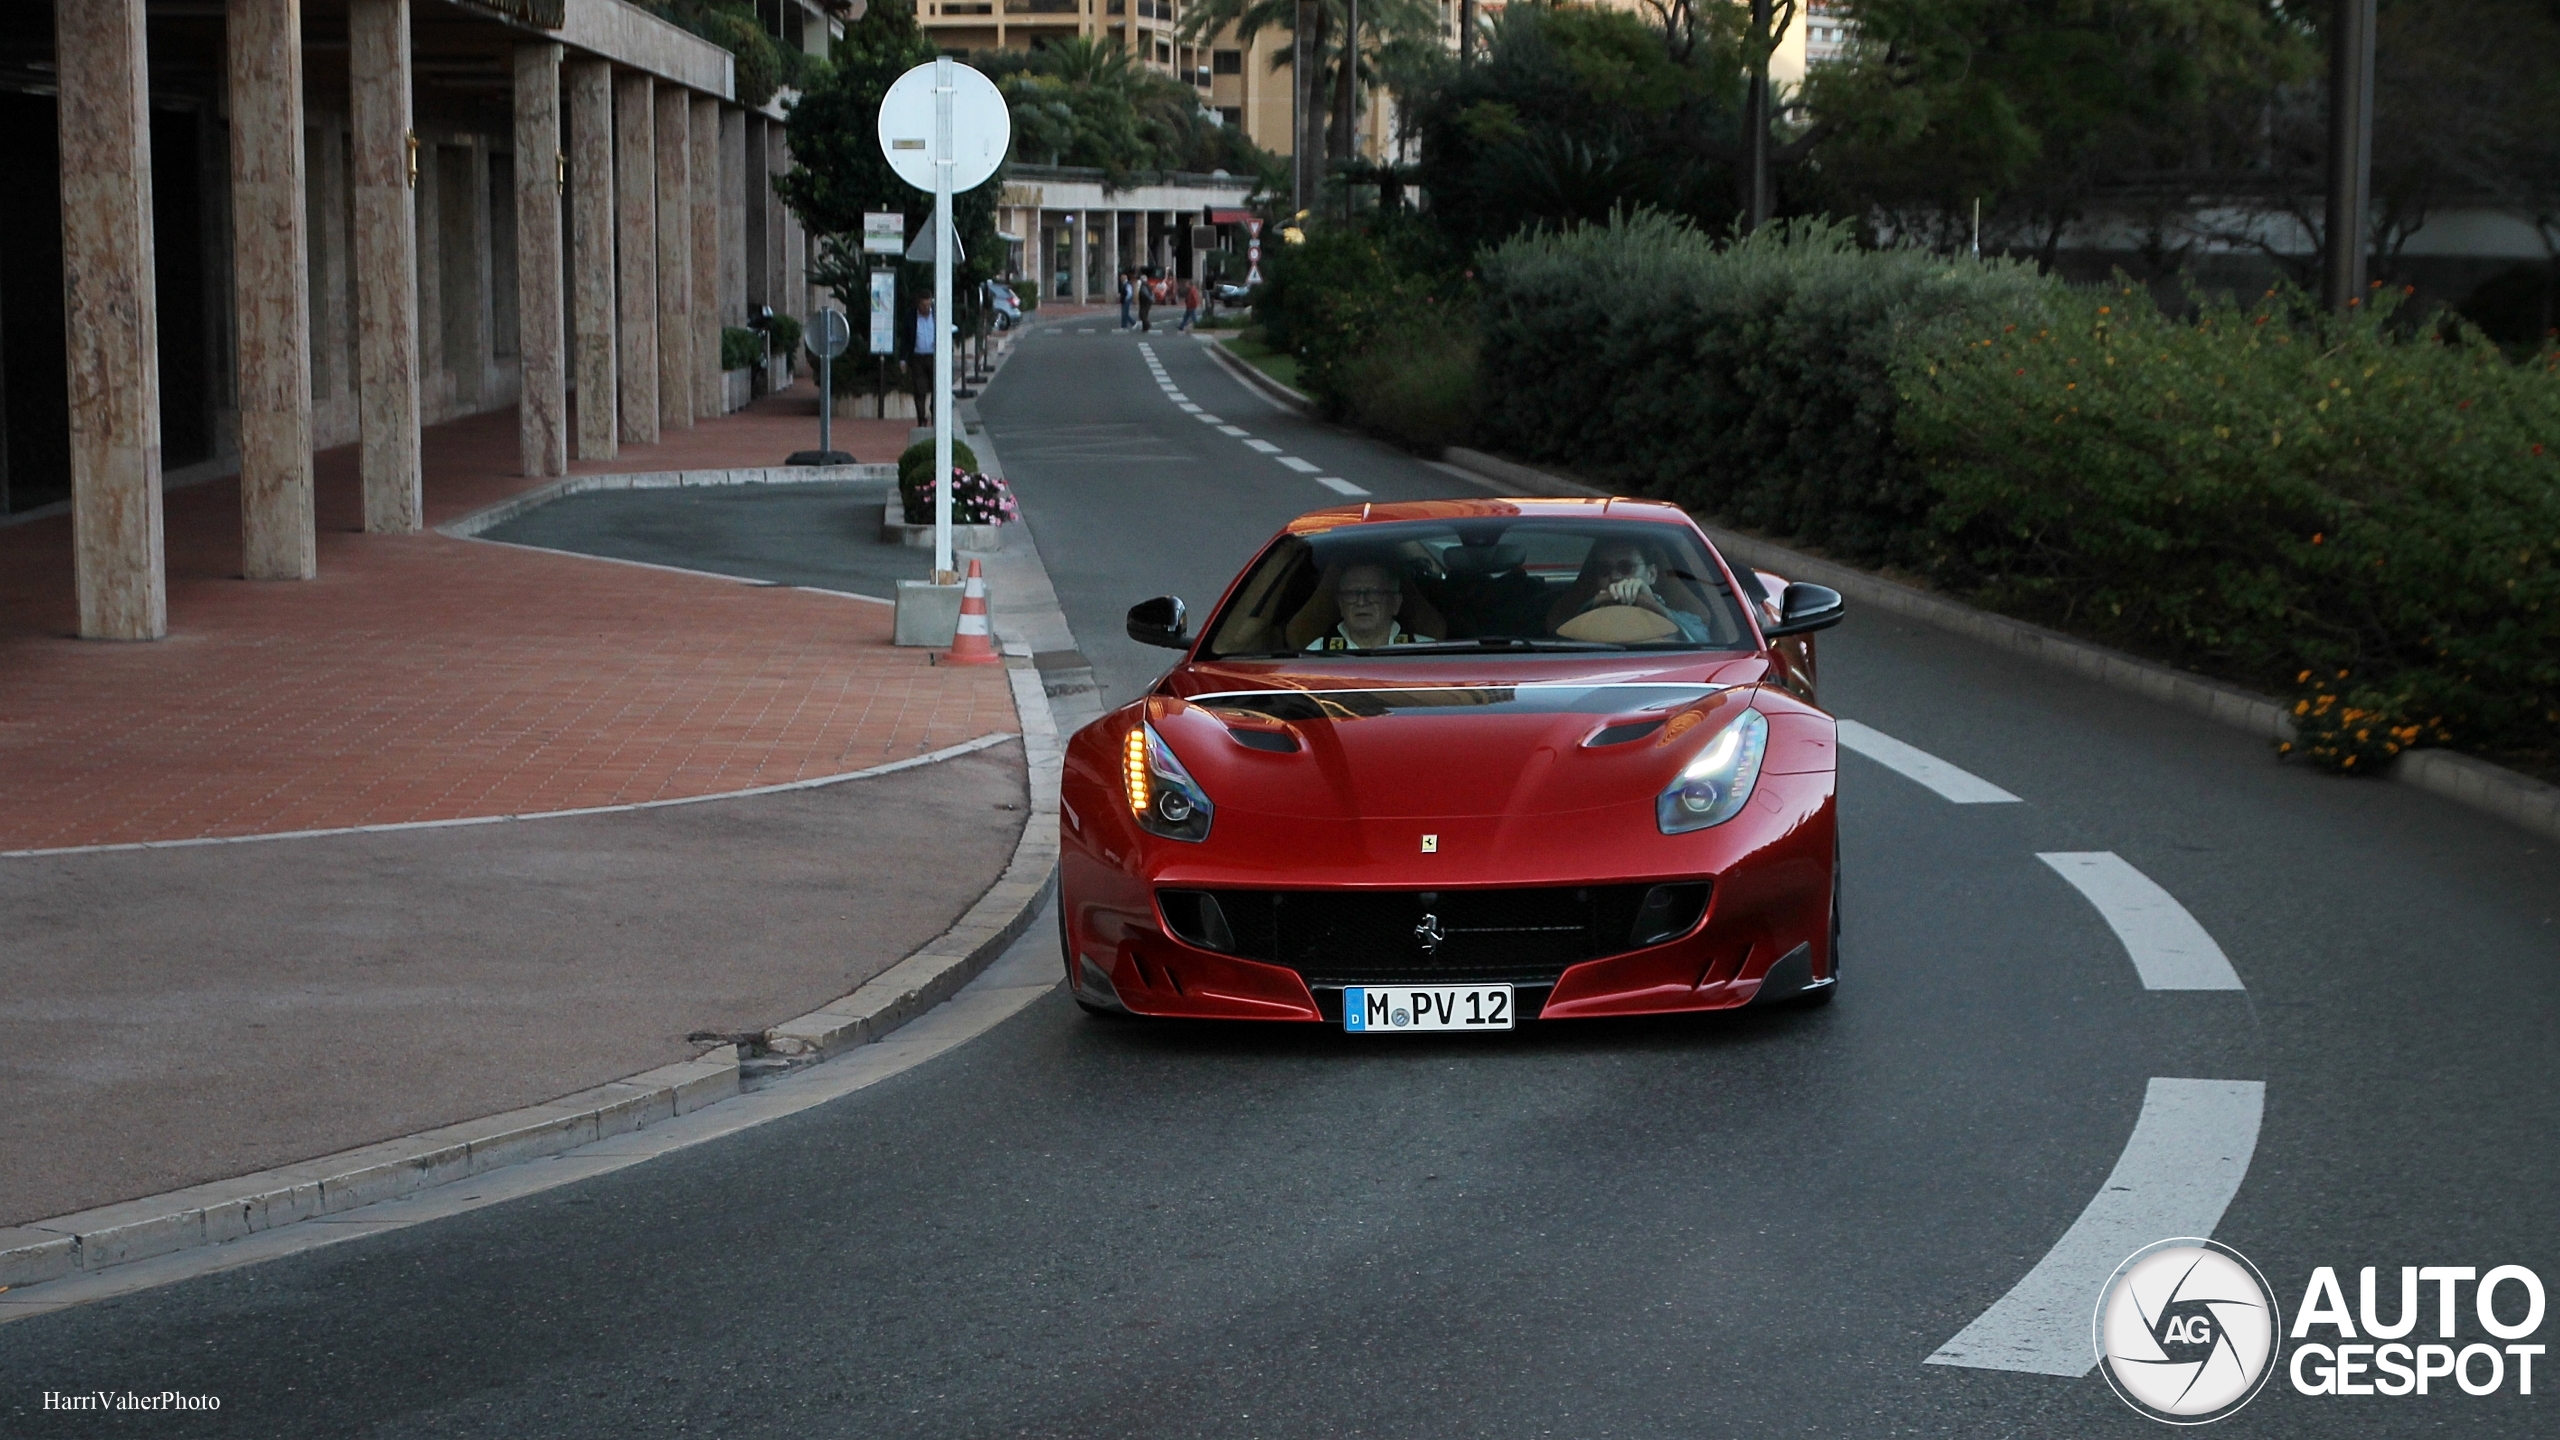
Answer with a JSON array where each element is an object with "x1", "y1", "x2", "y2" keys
[{"x1": 987, "y1": 280, "x2": 1023, "y2": 330}]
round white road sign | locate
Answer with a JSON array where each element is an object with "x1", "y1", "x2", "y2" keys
[
  {"x1": 876, "y1": 61, "x2": 1010, "y2": 194},
  {"x1": 807, "y1": 306, "x2": 851, "y2": 359}
]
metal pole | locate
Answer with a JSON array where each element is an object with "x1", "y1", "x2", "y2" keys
[
  {"x1": 2322, "y1": 0, "x2": 2376, "y2": 312},
  {"x1": 1744, "y1": 0, "x2": 1771, "y2": 234},
  {"x1": 819, "y1": 347, "x2": 832, "y2": 457},
  {"x1": 932, "y1": 56, "x2": 955, "y2": 578},
  {"x1": 1293, "y1": 1, "x2": 1316, "y2": 217},
  {"x1": 1459, "y1": 0, "x2": 1474, "y2": 68}
]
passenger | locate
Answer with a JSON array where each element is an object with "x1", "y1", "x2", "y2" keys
[
  {"x1": 1562, "y1": 538, "x2": 1717, "y2": 642},
  {"x1": 1306, "y1": 562, "x2": 1424, "y2": 650}
]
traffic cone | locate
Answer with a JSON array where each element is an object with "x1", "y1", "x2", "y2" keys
[{"x1": 941, "y1": 558, "x2": 1002, "y2": 666}]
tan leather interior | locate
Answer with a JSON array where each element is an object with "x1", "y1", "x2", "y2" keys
[{"x1": 1555, "y1": 605, "x2": 1682, "y2": 643}]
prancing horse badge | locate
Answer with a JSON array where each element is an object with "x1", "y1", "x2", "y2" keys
[{"x1": 1420, "y1": 834, "x2": 1439, "y2": 853}]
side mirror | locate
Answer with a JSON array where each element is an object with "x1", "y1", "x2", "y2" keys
[
  {"x1": 1762, "y1": 582, "x2": 1844, "y2": 639},
  {"x1": 1127, "y1": 595, "x2": 1190, "y2": 650}
]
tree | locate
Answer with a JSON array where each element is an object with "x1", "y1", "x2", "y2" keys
[
  {"x1": 1796, "y1": 0, "x2": 2313, "y2": 263},
  {"x1": 976, "y1": 37, "x2": 1277, "y2": 184},
  {"x1": 1176, "y1": 0, "x2": 1445, "y2": 165},
  {"x1": 776, "y1": 0, "x2": 1005, "y2": 358}
]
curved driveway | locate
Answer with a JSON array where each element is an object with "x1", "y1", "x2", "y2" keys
[{"x1": 2, "y1": 319, "x2": 2552, "y2": 1439}]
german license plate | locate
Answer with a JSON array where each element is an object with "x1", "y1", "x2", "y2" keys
[{"x1": 1342, "y1": 985, "x2": 1514, "y2": 1033}]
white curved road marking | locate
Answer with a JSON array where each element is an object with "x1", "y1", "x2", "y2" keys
[
  {"x1": 2039, "y1": 852, "x2": 2246, "y2": 990},
  {"x1": 1927, "y1": 1077, "x2": 2266, "y2": 1376},
  {"x1": 1835, "y1": 720, "x2": 2021, "y2": 803}
]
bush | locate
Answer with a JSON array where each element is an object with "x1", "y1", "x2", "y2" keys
[
  {"x1": 720, "y1": 326, "x2": 763, "y2": 372},
  {"x1": 1332, "y1": 318, "x2": 1481, "y2": 451},
  {"x1": 898, "y1": 439, "x2": 980, "y2": 521},
  {"x1": 904, "y1": 469, "x2": 1020, "y2": 526},
  {"x1": 765, "y1": 312, "x2": 802, "y2": 372},
  {"x1": 1900, "y1": 283, "x2": 2560, "y2": 766},
  {"x1": 1475, "y1": 211, "x2": 2054, "y2": 567},
  {"x1": 1255, "y1": 225, "x2": 1469, "y2": 428}
]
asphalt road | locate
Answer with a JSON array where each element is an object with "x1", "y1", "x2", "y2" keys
[{"x1": 5, "y1": 319, "x2": 2553, "y2": 1438}]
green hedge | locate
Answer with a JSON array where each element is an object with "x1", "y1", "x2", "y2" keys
[
  {"x1": 1470, "y1": 211, "x2": 2560, "y2": 769},
  {"x1": 766, "y1": 312, "x2": 801, "y2": 372},
  {"x1": 898, "y1": 438, "x2": 979, "y2": 523},
  {"x1": 1902, "y1": 285, "x2": 2560, "y2": 769},
  {"x1": 1476, "y1": 213, "x2": 2054, "y2": 567},
  {"x1": 1255, "y1": 226, "x2": 1469, "y2": 443}
]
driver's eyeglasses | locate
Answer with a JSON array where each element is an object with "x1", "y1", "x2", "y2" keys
[{"x1": 1337, "y1": 588, "x2": 1397, "y2": 603}]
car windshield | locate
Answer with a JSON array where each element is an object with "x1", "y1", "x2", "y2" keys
[{"x1": 1201, "y1": 517, "x2": 1755, "y2": 659}]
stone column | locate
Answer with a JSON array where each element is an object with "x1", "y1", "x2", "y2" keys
[
  {"x1": 765, "y1": 124, "x2": 789, "y2": 317},
  {"x1": 309, "y1": 119, "x2": 352, "y2": 419},
  {"x1": 689, "y1": 95, "x2": 719, "y2": 418},
  {"x1": 654, "y1": 84, "x2": 693, "y2": 431},
  {"x1": 56, "y1": 0, "x2": 164, "y2": 640},
  {"x1": 227, "y1": 0, "x2": 315, "y2": 580},
  {"x1": 412, "y1": 143, "x2": 443, "y2": 416},
  {"x1": 720, "y1": 106, "x2": 746, "y2": 383},
  {"x1": 514, "y1": 43, "x2": 565, "y2": 477},
  {"x1": 1100, "y1": 209, "x2": 1118, "y2": 318},
  {"x1": 777, "y1": 131, "x2": 804, "y2": 322},
  {"x1": 613, "y1": 71, "x2": 658, "y2": 445},
  {"x1": 350, "y1": 0, "x2": 421, "y2": 532},
  {"x1": 743, "y1": 115, "x2": 768, "y2": 314},
  {"x1": 567, "y1": 59, "x2": 615, "y2": 459},
  {"x1": 1071, "y1": 212, "x2": 1088, "y2": 305}
]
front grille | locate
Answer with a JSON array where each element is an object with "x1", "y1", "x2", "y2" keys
[{"x1": 1159, "y1": 883, "x2": 1709, "y2": 987}]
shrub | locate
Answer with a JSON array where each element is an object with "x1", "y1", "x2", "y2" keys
[
  {"x1": 1899, "y1": 283, "x2": 2560, "y2": 765},
  {"x1": 1474, "y1": 211, "x2": 2053, "y2": 568},
  {"x1": 898, "y1": 439, "x2": 980, "y2": 521},
  {"x1": 765, "y1": 312, "x2": 801, "y2": 372},
  {"x1": 720, "y1": 326, "x2": 763, "y2": 373},
  {"x1": 1332, "y1": 317, "x2": 1481, "y2": 451},
  {"x1": 1255, "y1": 224, "x2": 1469, "y2": 428}
]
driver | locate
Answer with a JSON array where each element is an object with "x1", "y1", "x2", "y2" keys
[
  {"x1": 1564, "y1": 539, "x2": 1717, "y2": 642},
  {"x1": 1306, "y1": 562, "x2": 1424, "y2": 651}
]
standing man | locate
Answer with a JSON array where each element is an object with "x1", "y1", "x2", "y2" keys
[
  {"x1": 909, "y1": 296, "x2": 936, "y2": 425},
  {"x1": 1117, "y1": 269, "x2": 1135, "y2": 330},
  {"x1": 1179, "y1": 276, "x2": 1200, "y2": 332},
  {"x1": 1135, "y1": 270, "x2": 1155, "y2": 333}
]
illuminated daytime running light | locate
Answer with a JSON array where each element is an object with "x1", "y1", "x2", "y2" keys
[
  {"x1": 1657, "y1": 708, "x2": 1769, "y2": 834},
  {"x1": 1125, "y1": 721, "x2": 1215, "y2": 842}
]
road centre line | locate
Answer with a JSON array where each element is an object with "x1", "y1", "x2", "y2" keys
[
  {"x1": 1316, "y1": 477, "x2": 1369, "y2": 496},
  {"x1": 1834, "y1": 720, "x2": 2021, "y2": 804},
  {"x1": 1244, "y1": 439, "x2": 1283, "y2": 454},
  {"x1": 1193, "y1": 413, "x2": 1224, "y2": 424},
  {"x1": 1177, "y1": 403, "x2": 1203, "y2": 413},
  {"x1": 1276, "y1": 456, "x2": 1322, "y2": 473},
  {"x1": 1926, "y1": 1078, "x2": 2265, "y2": 1376},
  {"x1": 1218, "y1": 425, "x2": 1250, "y2": 436},
  {"x1": 2039, "y1": 852, "x2": 2247, "y2": 991}
]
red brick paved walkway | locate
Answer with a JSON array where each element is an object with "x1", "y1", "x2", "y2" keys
[{"x1": 0, "y1": 383, "x2": 1011, "y2": 852}]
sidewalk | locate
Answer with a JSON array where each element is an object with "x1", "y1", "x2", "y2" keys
[{"x1": 0, "y1": 381, "x2": 1032, "y2": 1227}]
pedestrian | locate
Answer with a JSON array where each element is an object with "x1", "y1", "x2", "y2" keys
[
  {"x1": 1117, "y1": 269, "x2": 1134, "y2": 331},
  {"x1": 1178, "y1": 277, "x2": 1200, "y2": 332},
  {"x1": 908, "y1": 296, "x2": 936, "y2": 425},
  {"x1": 1135, "y1": 270, "x2": 1155, "y2": 333}
]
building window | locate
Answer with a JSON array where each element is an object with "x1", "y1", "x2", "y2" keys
[
  {"x1": 1217, "y1": 106, "x2": 1242, "y2": 128},
  {"x1": 1156, "y1": 40, "x2": 1172, "y2": 63},
  {"x1": 1212, "y1": 48, "x2": 1243, "y2": 74}
]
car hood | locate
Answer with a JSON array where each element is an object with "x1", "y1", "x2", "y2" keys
[{"x1": 1150, "y1": 676, "x2": 1763, "y2": 821}]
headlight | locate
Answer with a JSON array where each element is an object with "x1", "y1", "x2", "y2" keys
[
  {"x1": 1124, "y1": 721, "x2": 1214, "y2": 842},
  {"x1": 1657, "y1": 708, "x2": 1768, "y2": 834}
]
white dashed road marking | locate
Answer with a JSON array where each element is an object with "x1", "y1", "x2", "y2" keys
[
  {"x1": 2038, "y1": 852, "x2": 2247, "y2": 990},
  {"x1": 1193, "y1": 414, "x2": 1223, "y2": 424},
  {"x1": 1276, "y1": 456, "x2": 1322, "y2": 473},
  {"x1": 1926, "y1": 1078, "x2": 2265, "y2": 1376},
  {"x1": 1150, "y1": 340, "x2": 1356, "y2": 499},
  {"x1": 1315, "y1": 477, "x2": 1369, "y2": 496},
  {"x1": 1217, "y1": 425, "x2": 1250, "y2": 436},
  {"x1": 1177, "y1": 403, "x2": 1203, "y2": 413},
  {"x1": 1835, "y1": 721, "x2": 2021, "y2": 804},
  {"x1": 1243, "y1": 439, "x2": 1283, "y2": 454}
]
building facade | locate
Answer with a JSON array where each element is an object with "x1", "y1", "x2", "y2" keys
[{"x1": 2, "y1": 0, "x2": 842, "y2": 642}]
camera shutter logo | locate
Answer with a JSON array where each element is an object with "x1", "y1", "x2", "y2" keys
[{"x1": 2096, "y1": 1239, "x2": 2281, "y2": 1424}]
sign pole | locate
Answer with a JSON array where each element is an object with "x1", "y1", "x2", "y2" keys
[
  {"x1": 819, "y1": 346, "x2": 832, "y2": 457},
  {"x1": 932, "y1": 57, "x2": 956, "y2": 580}
]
